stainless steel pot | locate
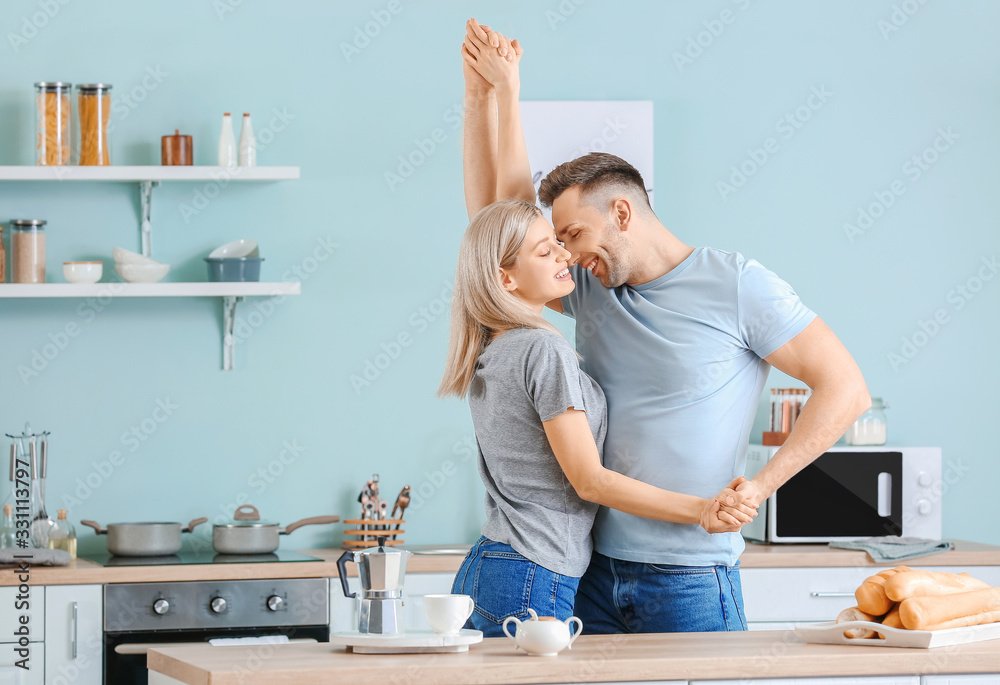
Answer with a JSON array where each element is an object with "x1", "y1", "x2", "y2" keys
[
  {"x1": 212, "y1": 505, "x2": 339, "y2": 555},
  {"x1": 80, "y1": 518, "x2": 207, "y2": 556}
]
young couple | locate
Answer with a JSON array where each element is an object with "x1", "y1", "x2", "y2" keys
[{"x1": 439, "y1": 19, "x2": 869, "y2": 637}]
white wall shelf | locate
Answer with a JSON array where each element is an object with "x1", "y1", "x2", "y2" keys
[
  {"x1": 0, "y1": 166, "x2": 302, "y2": 371},
  {"x1": 0, "y1": 165, "x2": 300, "y2": 182},
  {"x1": 0, "y1": 282, "x2": 300, "y2": 298}
]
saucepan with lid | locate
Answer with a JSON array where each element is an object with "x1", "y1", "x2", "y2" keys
[{"x1": 212, "y1": 504, "x2": 339, "y2": 555}]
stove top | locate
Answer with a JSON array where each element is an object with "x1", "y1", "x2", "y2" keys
[{"x1": 80, "y1": 549, "x2": 323, "y2": 567}]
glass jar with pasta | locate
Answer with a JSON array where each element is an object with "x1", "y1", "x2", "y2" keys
[
  {"x1": 75, "y1": 83, "x2": 112, "y2": 166},
  {"x1": 35, "y1": 82, "x2": 72, "y2": 166}
]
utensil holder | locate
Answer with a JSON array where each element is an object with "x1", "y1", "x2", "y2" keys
[{"x1": 341, "y1": 518, "x2": 404, "y2": 549}]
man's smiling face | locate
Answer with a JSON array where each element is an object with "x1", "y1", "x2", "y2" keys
[{"x1": 551, "y1": 185, "x2": 632, "y2": 288}]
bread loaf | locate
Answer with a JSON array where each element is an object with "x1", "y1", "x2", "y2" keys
[
  {"x1": 885, "y1": 570, "x2": 990, "y2": 602},
  {"x1": 899, "y1": 587, "x2": 1000, "y2": 630},
  {"x1": 875, "y1": 604, "x2": 903, "y2": 639},
  {"x1": 836, "y1": 606, "x2": 878, "y2": 639},
  {"x1": 856, "y1": 574, "x2": 893, "y2": 615}
]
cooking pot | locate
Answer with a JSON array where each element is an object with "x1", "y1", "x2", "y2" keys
[
  {"x1": 212, "y1": 505, "x2": 339, "y2": 555},
  {"x1": 80, "y1": 518, "x2": 207, "y2": 556}
]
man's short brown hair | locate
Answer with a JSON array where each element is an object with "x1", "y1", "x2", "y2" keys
[{"x1": 538, "y1": 152, "x2": 650, "y2": 210}]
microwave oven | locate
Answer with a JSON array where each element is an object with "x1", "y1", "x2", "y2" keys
[{"x1": 741, "y1": 445, "x2": 942, "y2": 544}]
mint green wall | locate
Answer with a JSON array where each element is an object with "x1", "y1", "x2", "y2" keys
[{"x1": 1, "y1": 1, "x2": 997, "y2": 554}]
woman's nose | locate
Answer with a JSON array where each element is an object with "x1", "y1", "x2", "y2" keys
[{"x1": 557, "y1": 244, "x2": 572, "y2": 262}]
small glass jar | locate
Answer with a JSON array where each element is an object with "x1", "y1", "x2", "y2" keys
[
  {"x1": 76, "y1": 83, "x2": 112, "y2": 166},
  {"x1": 11, "y1": 220, "x2": 46, "y2": 283},
  {"x1": 34, "y1": 81, "x2": 72, "y2": 166},
  {"x1": 846, "y1": 397, "x2": 889, "y2": 446}
]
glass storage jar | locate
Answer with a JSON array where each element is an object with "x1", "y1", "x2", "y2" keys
[
  {"x1": 34, "y1": 81, "x2": 72, "y2": 166},
  {"x1": 846, "y1": 397, "x2": 888, "y2": 446},
  {"x1": 10, "y1": 220, "x2": 46, "y2": 283},
  {"x1": 76, "y1": 83, "x2": 112, "y2": 166}
]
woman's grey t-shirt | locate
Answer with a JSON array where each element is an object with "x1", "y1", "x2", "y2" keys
[{"x1": 468, "y1": 328, "x2": 607, "y2": 577}]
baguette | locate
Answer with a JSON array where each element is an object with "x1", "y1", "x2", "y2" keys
[
  {"x1": 885, "y1": 570, "x2": 990, "y2": 602},
  {"x1": 856, "y1": 574, "x2": 893, "y2": 615},
  {"x1": 875, "y1": 604, "x2": 903, "y2": 639},
  {"x1": 837, "y1": 606, "x2": 878, "y2": 639},
  {"x1": 899, "y1": 587, "x2": 1000, "y2": 630},
  {"x1": 920, "y1": 610, "x2": 1000, "y2": 631}
]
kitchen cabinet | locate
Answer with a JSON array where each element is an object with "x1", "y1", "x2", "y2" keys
[
  {"x1": 0, "y1": 644, "x2": 44, "y2": 685},
  {"x1": 0, "y1": 586, "x2": 44, "y2": 643},
  {"x1": 922, "y1": 678, "x2": 1000, "y2": 684},
  {"x1": 740, "y1": 565, "x2": 1000, "y2": 627},
  {"x1": 0, "y1": 165, "x2": 303, "y2": 370},
  {"x1": 44, "y1": 584, "x2": 102, "y2": 685},
  {"x1": 696, "y1": 679, "x2": 920, "y2": 685}
]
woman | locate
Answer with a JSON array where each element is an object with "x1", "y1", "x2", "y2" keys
[{"x1": 437, "y1": 21, "x2": 758, "y2": 637}]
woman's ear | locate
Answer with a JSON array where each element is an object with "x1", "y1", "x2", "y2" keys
[{"x1": 498, "y1": 267, "x2": 517, "y2": 292}]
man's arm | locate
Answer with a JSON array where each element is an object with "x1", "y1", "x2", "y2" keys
[{"x1": 739, "y1": 318, "x2": 870, "y2": 505}]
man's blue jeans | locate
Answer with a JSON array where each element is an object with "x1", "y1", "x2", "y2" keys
[
  {"x1": 451, "y1": 536, "x2": 581, "y2": 637},
  {"x1": 574, "y1": 551, "x2": 747, "y2": 633}
]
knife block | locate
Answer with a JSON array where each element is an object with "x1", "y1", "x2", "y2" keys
[{"x1": 342, "y1": 518, "x2": 405, "y2": 549}]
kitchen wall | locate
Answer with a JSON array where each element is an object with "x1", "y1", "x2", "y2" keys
[{"x1": 1, "y1": 0, "x2": 998, "y2": 553}]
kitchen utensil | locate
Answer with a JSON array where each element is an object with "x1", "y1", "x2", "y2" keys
[
  {"x1": 30, "y1": 434, "x2": 56, "y2": 548},
  {"x1": 391, "y1": 485, "x2": 410, "y2": 530},
  {"x1": 116, "y1": 262, "x2": 170, "y2": 283},
  {"x1": 209, "y1": 239, "x2": 259, "y2": 259},
  {"x1": 424, "y1": 594, "x2": 475, "y2": 635},
  {"x1": 796, "y1": 620, "x2": 1000, "y2": 649},
  {"x1": 503, "y1": 608, "x2": 583, "y2": 657},
  {"x1": 80, "y1": 518, "x2": 207, "y2": 556},
  {"x1": 204, "y1": 257, "x2": 263, "y2": 282},
  {"x1": 337, "y1": 536, "x2": 412, "y2": 635},
  {"x1": 212, "y1": 504, "x2": 339, "y2": 555},
  {"x1": 63, "y1": 261, "x2": 103, "y2": 283},
  {"x1": 161, "y1": 129, "x2": 193, "y2": 165}
]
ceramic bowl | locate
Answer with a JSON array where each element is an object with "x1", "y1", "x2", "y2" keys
[
  {"x1": 63, "y1": 261, "x2": 103, "y2": 284},
  {"x1": 209, "y1": 239, "x2": 259, "y2": 259},
  {"x1": 116, "y1": 262, "x2": 170, "y2": 283},
  {"x1": 112, "y1": 246, "x2": 161, "y2": 266},
  {"x1": 204, "y1": 257, "x2": 263, "y2": 282}
]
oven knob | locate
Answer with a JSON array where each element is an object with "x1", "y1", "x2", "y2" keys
[
  {"x1": 266, "y1": 595, "x2": 284, "y2": 612},
  {"x1": 917, "y1": 472, "x2": 934, "y2": 488},
  {"x1": 210, "y1": 597, "x2": 227, "y2": 614},
  {"x1": 917, "y1": 498, "x2": 933, "y2": 515},
  {"x1": 153, "y1": 599, "x2": 170, "y2": 615}
]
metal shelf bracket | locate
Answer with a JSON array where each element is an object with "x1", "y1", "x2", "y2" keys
[
  {"x1": 139, "y1": 180, "x2": 160, "y2": 257},
  {"x1": 222, "y1": 295, "x2": 245, "y2": 372}
]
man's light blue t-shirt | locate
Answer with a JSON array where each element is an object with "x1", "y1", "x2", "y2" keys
[{"x1": 561, "y1": 247, "x2": 816, "y2": 566}]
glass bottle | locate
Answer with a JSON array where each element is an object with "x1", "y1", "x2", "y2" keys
[
  {"x1": 35, "y1": 81, "x2": 72, "y2": 166},
  {"x1": 2, "y1": 444, "x2": 14, "y2": 511},
  {"x1": 218, "y1": 112, "x2": 236, "y2": 167},
  {"x1": 238, "y1": 113, "x2": 257, "y2": 166},
  {"x1": 846, "y1": 397, "x2": 889, "y2": 446},
  {"x1": 47, "y1": 509, "x2": 77, "y2": 558},
  {"x1": 11, "y1": 219, "x2": 46, "y2": 283},
  {"x1": 76, "y1": 83, "x2": 112, "y2": 166},
  {"x1": 0, "y1": 504, "x2": 16, "y2": 549},
  {"x1": 0, "y1": 225, "x2": 6, "y2": 283}
]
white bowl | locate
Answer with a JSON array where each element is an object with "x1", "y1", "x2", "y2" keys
[
  {"x1": 116, "y1": 262, "x2": 170, "y2": 283},
  {"x1": 209, "y1": 239, "x2": 259, "y2": 259},
  {"x1": 113, "y1": 246, "x2": 162, "y2": 266},
  {"x1": 63, "y1": 261, "x2": 103, "y2": 284}
]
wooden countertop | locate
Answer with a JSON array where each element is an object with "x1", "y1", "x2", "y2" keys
[
  {"x1": 4, "y1": 540, "x2": 1000, "y2": 587},
  {"x1": 148, "y1": 631, "x2": 1000, "y2": 684}
]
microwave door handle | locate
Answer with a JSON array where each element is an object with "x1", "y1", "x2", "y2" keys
[{"x1": 878, "y1": 472, "x2": 892, "y2": 517}]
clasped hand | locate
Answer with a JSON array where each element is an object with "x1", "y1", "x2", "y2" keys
[
  {"x1": 700, "y1": 476, "x2": 760, "y2": 534},
  {"x1": 462, "y1": 18, "x2": 522, "y2": 90}
]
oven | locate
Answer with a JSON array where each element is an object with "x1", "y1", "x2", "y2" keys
[{"x1": 102, "y1": 577, "x2": 329, "y2": 684}]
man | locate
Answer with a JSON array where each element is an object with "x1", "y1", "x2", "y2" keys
[{"x1": 461, "y1": 18, "x2": 870, "y2": 633}]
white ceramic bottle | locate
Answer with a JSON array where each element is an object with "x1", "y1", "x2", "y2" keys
[
  {"x1": 238, "y1": 112, "x2": 257, "y2": 167},
  {"x1": 218, "y1": 112, "x2": 236, "y2": 167}
]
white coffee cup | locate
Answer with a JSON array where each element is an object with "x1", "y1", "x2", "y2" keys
[{"x1": 424, "y1": 594, "x2": 475, "y2": 635}]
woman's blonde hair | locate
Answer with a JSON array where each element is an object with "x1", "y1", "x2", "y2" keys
[{"x1": 438, "y1": 200, "x2": 563, "y2": 398}]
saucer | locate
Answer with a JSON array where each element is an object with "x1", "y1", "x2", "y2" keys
[{"x1": 332, "y1": 629, "x2": 483, "y2": 654}]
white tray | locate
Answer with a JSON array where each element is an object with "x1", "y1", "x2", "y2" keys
[
  {"x1": 332, "y1": 629, "x2": 483, "y2": 654},
  {"x1": 795, "y1": 620, "x2": 1000, "y2": 649}
]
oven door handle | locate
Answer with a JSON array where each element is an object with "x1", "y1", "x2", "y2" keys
[{"x1": 114, "y1": 637, "x2": 319, "y2": 655}]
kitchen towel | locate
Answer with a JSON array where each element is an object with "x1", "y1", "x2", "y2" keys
[
  {"x1": 0, "y1": 548, "x2": 72, "y2": 566},
  {"x1": 209, "y1": 636, "x2": 291, "y2": 647},
  {"x1": 829, "y1": 537, "x2": 953, "y2": 562}
]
